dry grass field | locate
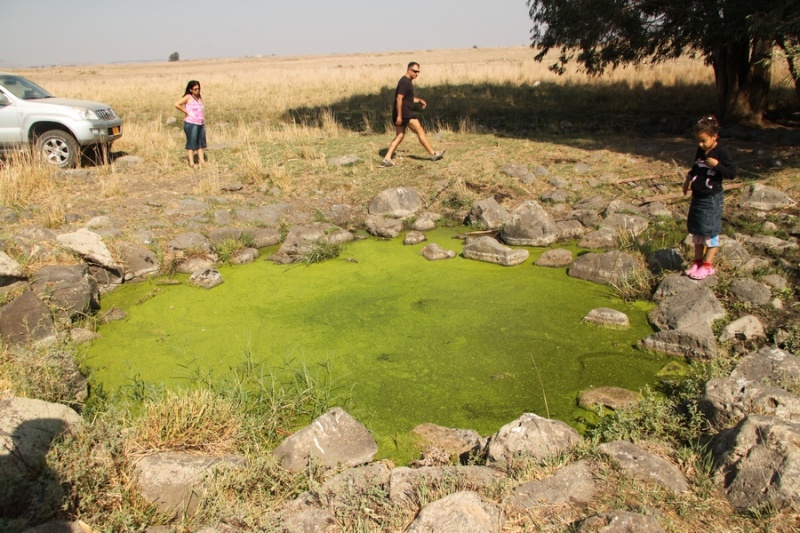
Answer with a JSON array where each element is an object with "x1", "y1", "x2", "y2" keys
[{"x1": 1, "y1": 47, "x2": 799, "y2": 532}]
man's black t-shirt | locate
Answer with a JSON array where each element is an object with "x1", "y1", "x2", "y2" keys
[{"x1": 392, "y1": 76, "x2": 415, "y2": 122}]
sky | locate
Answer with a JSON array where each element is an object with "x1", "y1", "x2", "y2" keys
[{"x1": 0, "y1": 0, "x2": 534, "y2": 67}]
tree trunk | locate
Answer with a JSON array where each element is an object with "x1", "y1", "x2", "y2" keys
[
  {"x1": 747, "y1": 39, "x2": 772, "y2": 124},
  {"x1": 778, "y1": 38, "x2": 800, "y2": 103},
  {"x1": 711, "y1": 40, "x2": 762, "y2": 125}
]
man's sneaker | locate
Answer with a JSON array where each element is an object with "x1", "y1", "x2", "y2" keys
[
  {"x1": 381, "y1": 159, "x2": 395, "y2": 167},
  {"x1": 684, "y1": 260, "x2": 702, "y2": 277},
  {"x1": 689, "y1": 264, "x2": 716, "y2": 280},
  {"x1": 430, "y1": 150, "x2": 446, "y2": 161}
]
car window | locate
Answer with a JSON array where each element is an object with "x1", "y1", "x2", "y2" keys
[{"x1": 0, "y1": 75, "x2": 54, "y2": 100}]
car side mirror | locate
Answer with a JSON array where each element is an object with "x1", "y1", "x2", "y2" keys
[{"x1": 0, "y1": 93, "x2": 10, "y2": 106}]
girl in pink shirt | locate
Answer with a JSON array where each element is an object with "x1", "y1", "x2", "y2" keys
[{"x1": 174, "y1": 80, "x2": 206, "y2": 168}]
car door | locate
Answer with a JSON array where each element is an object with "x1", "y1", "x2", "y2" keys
[{"x1": 0, "y1": 89, "x2": 22, "y2": 145}]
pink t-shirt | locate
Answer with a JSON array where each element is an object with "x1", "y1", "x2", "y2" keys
[{"x1": 184, "y1": 96, "x2": 204, "y2": 125}]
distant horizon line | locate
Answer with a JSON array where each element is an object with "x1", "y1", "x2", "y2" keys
[{"x1": 0, "y1": 44, "x2": 531, "y2": 70}]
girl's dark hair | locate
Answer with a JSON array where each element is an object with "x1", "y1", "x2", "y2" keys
[
  {"x1": 692, "y1": 114, "x2": 719, "y2": 136},
  {"x1": 183, "y1": 80, "x2": 201, "y2": 97}
]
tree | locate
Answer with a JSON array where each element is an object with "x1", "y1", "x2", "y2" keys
[
  {"x1": 527, "y1": 0, "x2": 800, "y2": 125},
  {"x1": 169, "y1": 51, "x2": 180, "y2": 62}
]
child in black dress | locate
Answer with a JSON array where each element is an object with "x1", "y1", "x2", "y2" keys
[{"x1": 682, "y1": 115, "x2": 736, "y2": 280}]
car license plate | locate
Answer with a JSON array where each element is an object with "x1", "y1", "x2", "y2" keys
[{"x1": 112, "y1": 127, "x2": 120, "y2": 135}]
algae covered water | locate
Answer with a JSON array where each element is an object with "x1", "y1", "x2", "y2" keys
[{"x1": 86, "y1": 228, "x2": 670, "y2": 460}]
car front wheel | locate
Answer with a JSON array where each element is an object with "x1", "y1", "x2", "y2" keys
[{"x1": 36, "y1": 130, "x2": 80, "y2": 169}]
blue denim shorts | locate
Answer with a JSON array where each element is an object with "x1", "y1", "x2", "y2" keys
[{"x1": 183, "y1": 122, "x2": 207, "y2": 150}]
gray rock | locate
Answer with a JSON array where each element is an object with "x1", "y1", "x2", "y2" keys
[
  {"x1": 270, "y1": 223, "x2": 354, "y2": 264},
  {"x1": 597, "y1": 440, "x2": 689, "y2": 493},
  {"x1": 648, "y1": 283, "x2": 725, "y2": 332},
  {"x1": 718, "y1": 238, "x2": 751, "y2": 267},
  {"x1": 234, "y1": 203, "x2": 292, "y2": 227},
  {"x1": 719, "y1": 315, "x2": 766, "y2": 342},
  {"x1": 505, "y1": 460, "x2": 595, "y2": 507},
  {"x1": 501, "y1": 163, "x2": 529, "y2": 177},
  {"x1": 534, "y1": 248, "x2": 572, "y2": 267},
  {"x1": 167, "y1": 232, "x2": 213, "y2": 253},
  {"x1": 712, "y1": 414, "x2": 800, "y2": 511},
  {"x1": 568, "y1": 250, "x2": 640, "y2": 286},
  {"x1": 317, "y1": 462, "x2": 392, "y2": 509},
  {"x1": 31, "y1": 264, "x2": 100, "y2": 322},
  {"x1": 555, "y1": 219, "x2": 587, "y2": 240},
  {"x1": 411, "y1": 211, "x2": 441, "y2": 232},
  {"x1": 640, "y1": 201, "x2": 674, "y2": 219},
  {"x1": 739, "y1": 184, "x2": 796, "y2": 211},
  {"x1": 421, "y1": 243, "x2": 457, "y2": 261},
  {"x1": 12, "y1": 226, "x2": 59, "y2": 262},
  {"x1": 578, "y1": 510, "x2": 665, "y2": 532},
  {"x1": 582, "y1": 308, "x2": 629, "y2": 328},
  {"x1": 230, "y1": 247, "x2": 259, "y2": 265},
  {"x1": 113, "y1": 155, "x2": 143, "y2": 168},
  {"x1": 575, "y1": 195, "x2": 608, "y2": 212},
  {"x1": 462, "y1": 236, "x2": 529, "y2": 267},
  {"x1": 327, "y1": 154, "x2": 360, "y2": 166},
  {"x1": 176, "y1": 256, "x2": 217, "y2": 275},
  {"x1": 189, "y1": 268, "x2": 224, "y2": 289},
  {"x1": 367, "y1": 187, "x2": 422, "y2": 217},
  {"x1": 652, "y1": 273, "x2": 716, "y2": 303},
  {"x1": 702, "y1": 377, "x2": 800, "y2": 430},
  {"x1": 646, "y1": 249, "x2": 683, "y2": 275},
  {"x1": 578, "y1": 387, "x2": 642, "y2": 411},
  {"x1": 324, "y1": 204, "x2": 353, "y2": 227},
  {"x1": 0, "y1": 250, "x2": 24, "y2": 285},
  {"x1": 570, "y1": 209, "x2": 603, "y2": 229},
  {"x1": 541, "y1": 190, "x2": 568, "y2": 204},
  {"x1": 118, "y1": 241, "x2": 159, "y2": 280},
  {"x1": 249, "y1": 228, "x2": 282, "y2": 249},
  {"x1": 278, "y1": 492, "x2": 337, "y2": 533},
  {"x1": 577, "y1": 229, "x2": 619, "y2": 249},
  {"x1": 365, "y1": 215, "x2": 404, "y2": 238},
  {"x1": 729, "y1": 278, "x2": 772, "y2": 306},
  {"x1": 638, "y1": 327, "x2": 719, "y2": 359},
  {"x1": 21, "y1": 520, "x2": 91, "y2": 533},
  {"x1": 56, "y1": 228, "x2": 116, "y2": 268},
  {"x1": 411, "y1": 423, "x2": 486, "y2": 463},
  {"x1": 165, "y1": 198, "x2": 208, "y2": 217},
  {"x1": 599, "y1": 213, "x2": 649, "y2": 237},
  {"x1": 468, "y1": 197, "x2": 510, "y2": 229},
  {"x1": 0, "y1": 397, "x2": 82, "y2": 480},
  {"x1": 487, "y1": 413, "x2": 580, "y2": 464},
  {"x1": 403, "y1": 231, "x2": 427, "y2": 245},
  {"x1": 220, "y1": 181, "x2": 243, "y2": 192},
  {"x1": 134, "y1": 452, "x2": 245, "y2": 517},
  {"x1": 762, "y1": 274, "x2": 788, "y2": 291},
  {"x1": 405, "y1": 491, "x2": 504, "y2": 533},
  {"x1": 272, "y1": 407, "x2": 377, "y2": 473},
  {"x1": 500, "y1": 200, "x2": 559, "y2": 246},
  {"x1": 735, "y1": 233, "x2": 798, "y2": 254}
]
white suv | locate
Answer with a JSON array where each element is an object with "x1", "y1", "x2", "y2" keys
[{"x1": 0, "y1": 72, "x2": 123, "y2": 169}]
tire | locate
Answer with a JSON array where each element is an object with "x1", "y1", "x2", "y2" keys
[{"x1": 35, "y1": 129, "x2": 80, "y2": 169}]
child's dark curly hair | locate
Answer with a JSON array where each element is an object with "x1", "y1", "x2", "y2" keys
[{"x1": 692, "y1": 114, "x2": 720, "y2": 136}]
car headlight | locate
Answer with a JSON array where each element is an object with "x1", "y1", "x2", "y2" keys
[{"x1": 68, "y1": 106, "x2": 99, "y2": 120}]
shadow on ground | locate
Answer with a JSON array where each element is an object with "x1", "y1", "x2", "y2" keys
[{"x1": 287, "y1": 80, "x2": 800, "y2": 176}]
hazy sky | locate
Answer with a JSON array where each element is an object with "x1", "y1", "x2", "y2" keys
[{"x1": 0, "y1": 0, "x2": 534, "y2": 67}]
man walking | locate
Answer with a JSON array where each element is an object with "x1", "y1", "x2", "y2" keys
[{"x1": 382, "y1": 62, "x2": 445, "y2": 166}]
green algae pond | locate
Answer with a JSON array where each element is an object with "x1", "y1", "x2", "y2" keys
[{"x1": 85, "y1": 227, "x2": 675, "y2": 462}]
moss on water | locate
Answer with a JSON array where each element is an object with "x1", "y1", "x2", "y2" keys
[{"x1": 86, "y1": 228, "x2": 672, "y2": 463}]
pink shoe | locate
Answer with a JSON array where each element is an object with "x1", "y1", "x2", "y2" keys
[
  {"x1": 684, "y1": 260, "x2": 702, "y2": 276},
  {"x1": 689, "y1": 264, "x2": 715, "y2": 280}
]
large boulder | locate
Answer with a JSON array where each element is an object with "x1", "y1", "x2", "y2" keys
[
  {"x1": 738, "y1": 184, "x2": 796, "y2": 211},
  {"x1": 504, "y1": 460, "x2": 596, "y2": 508},
  {"x1": 499, "y1": 200, "x2": 559, "y2": 246},
  {"x1": 0, "y1": 251, "x2": 24, "y2": 286},
  {"x1": 568, "y1": 251, "x2": 640, "y2": 286},
  {"x1": 405, "y1": 491, "x2": 504, "y2": 533},
  {"x1": 30, "y1": 264, "x2": 100, "y2": 323},
  {"x1": 117, "y1": 241, "x2": 160, "y2": 281},
  {"x1": 134, "y1": 451, "x2": 245, "y2": 517},
  {"x1": 55, "y1": 228, "x2": 116, "y2": 268},
  {"x1": 269, "y1": 223, "x2": 354, "y2": 264},
  {"x1": 712, "y1": 414, "x2": 800, "y2": 511},
  {"x1": 368, "y1": 187, "x2": 422, "y2": 217},
  {"x1": 597, "y1": 440, "x2": 689, "y2": 493},
  {"x1": 462, "y1": 236, "x2": 529, "y2": 266},
  {"x1": 0, "y1": 290, "x2": 56, "y2": 345},
  {"x1": 272, "y1": 407, "x2": 377, "y2": 473},
  {"x1": 487, "y1": 413, "x2": 580, "y2": 464},
  {"x1": 468, "y1": 198, "x2": 510, "y2": 229}
]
